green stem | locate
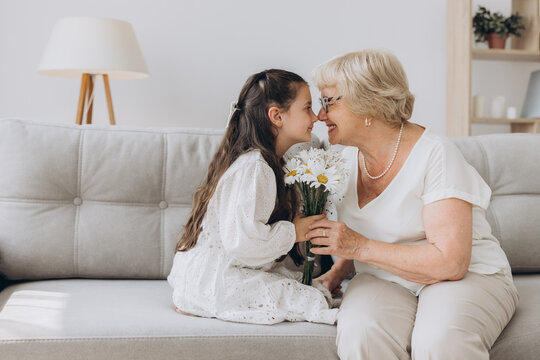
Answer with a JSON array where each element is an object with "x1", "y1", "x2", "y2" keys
[
  {"x1": 302, "y1": 241, "x2": 314, "y2": 285},
  {"x1": 296, "y1": 183, "x2": 330, "y2": 285}
]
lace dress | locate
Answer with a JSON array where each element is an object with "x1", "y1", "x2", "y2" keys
[{"x1": 167, "y1": 150, "x2": 338, "y2": 325}]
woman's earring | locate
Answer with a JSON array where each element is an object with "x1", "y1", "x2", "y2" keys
[{"x1": 365, "y1": 118, "x2": 372, "y2": 127}]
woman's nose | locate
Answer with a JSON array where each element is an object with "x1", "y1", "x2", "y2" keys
[{"x1": 317, "y1": 108, "x2": 328, "y2": 121}]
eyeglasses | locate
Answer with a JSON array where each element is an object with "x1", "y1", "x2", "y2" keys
[{"x1": 319, "y1": 95, "x2": 343, "y2": 112}]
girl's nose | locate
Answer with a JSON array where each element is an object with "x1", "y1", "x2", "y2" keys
[{"x1": 311, "y1": 111, "x2": 318, "y2": 123}]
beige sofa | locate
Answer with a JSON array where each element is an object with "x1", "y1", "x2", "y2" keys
[{"x1": 0, "y1": 119, "x2": 539, "y2": 359}]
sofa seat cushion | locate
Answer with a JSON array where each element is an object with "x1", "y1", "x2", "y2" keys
[
  {"x1": 1, "y1": 276, "x2": 539, "y2": 359},
  {"x1": 490, "y1": 274, "x2": 540, "y2": 360},
  {"x1": 0, "y1": 279, "x2": 338, "y2": 360}
]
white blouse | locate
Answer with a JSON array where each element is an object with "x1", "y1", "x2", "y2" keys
[
  {"x1": 167, "y1": 150, "x2": 338, "y2": 325},
  {"x1": 336, "y1": 130, "x2": 513, "y2": 295}
]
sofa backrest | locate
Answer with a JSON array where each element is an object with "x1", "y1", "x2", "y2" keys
[
  {"x1": 0, "y1": 119, "x2": 322, "y2": 281},
  {"x1": 0, "y1": 119, "x2": 225, "y2": 280},
  {"x1": 1, "y1": 119, "x2": 539, "y2": 281},
  {"x1": 452, "y1": 134, "x2": 540, "y2": 274}
]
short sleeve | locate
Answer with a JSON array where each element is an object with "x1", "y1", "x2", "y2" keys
[
  {"x1": 215, "y1": 155, "x2": 296, "y2": 267},
  {"x1": 422, "y1": 140, "x2": 491, "y2": 209}
]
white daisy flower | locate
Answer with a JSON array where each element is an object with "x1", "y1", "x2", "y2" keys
[{"x1": 283, "y1": 146, "x2": 350, "y2": 286}]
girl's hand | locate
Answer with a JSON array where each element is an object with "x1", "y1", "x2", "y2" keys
[
  {"x1": 293, "y1": 213, "x2": 326, "y2": 243},
  {"x1": 306, "y1": 218, "x2": 368, "y2": 260},
  {"x1": 314, "y1": 268, "x2": 343, "y2": 297}
]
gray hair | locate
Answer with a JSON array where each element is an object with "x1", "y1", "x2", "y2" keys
[{"x1": 312, "y1": 49, "x2": 415, "y2": 126}]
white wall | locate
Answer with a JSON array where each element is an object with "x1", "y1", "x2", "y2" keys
[{"x1": 2, "y1": 0, "x2": 447, "y2": 136}]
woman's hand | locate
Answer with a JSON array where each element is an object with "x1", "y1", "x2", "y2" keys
[
  {"x1": 306, "y1": 218, "x2": 369, "y2": 260},
  {"x1": 293, "y1": 213, "x2": 326, "y2": 243},
  {"x1": 315, "y1": 268, "x2": 343, "y2": 297}
]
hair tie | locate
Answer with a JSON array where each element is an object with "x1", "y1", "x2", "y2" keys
[{"x1": 226, "y1": 101, "x2": 241, "y2": 127}]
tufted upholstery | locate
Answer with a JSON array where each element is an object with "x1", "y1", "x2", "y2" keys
[
  {"x1": 1, "y1": 120, "x2": 539, "y2": 280},
  {"x1": 0, "y1": 119, "x2": 322, "y2": 281},
  {"x1": 452, "y1": 134, "x2": 540, "y2": 273},
  {"x1": 0, "y1": 119, "x2": 225, "y2": 280}
]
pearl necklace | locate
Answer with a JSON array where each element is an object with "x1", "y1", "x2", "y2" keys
[{"x1": 361, "y1": 123, "x2": 404, "y2": 180}]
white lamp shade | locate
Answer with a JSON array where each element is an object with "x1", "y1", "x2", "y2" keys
[{"x1": 38, "y1": 17, "x2": 149, "y2": 80}]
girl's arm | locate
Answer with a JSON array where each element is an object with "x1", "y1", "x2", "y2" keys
[
  {"x1": 315, "y1": 257, "x2": 355, "y2": 295},
  {"x1": 217, "y1": 159, "x2": 300, "y2": 267},
  {"x1": 308, "y1": 198, "x2": 472, "y2": 284},
  {"x1": 332, "y1": 257, "x2": 356, "y2": 279}
]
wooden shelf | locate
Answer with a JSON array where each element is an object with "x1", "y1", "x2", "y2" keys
[
  {"x1": 472, "y1": 49, "x2": 540, "y2": 62},
  {"x1": 447, "y1": 0, "x2": 540, "y2": 135},
  {"x1": 472, "y1": 117, "x2": 540, "y2": 124},
  {"x1": 472, "y1": 117, "x2": 540, "y2": 133}
]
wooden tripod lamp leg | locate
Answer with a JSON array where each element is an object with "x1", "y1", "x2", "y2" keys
[
  {"x1": 103, "y1": 74, "x2": 116, "y2": 125},
  {"x1": 86, "y1": 75, "x2": 94, "y2": 124},
  {"x1": 76, "y1": 73, "x2": 90, "y2": 125}
]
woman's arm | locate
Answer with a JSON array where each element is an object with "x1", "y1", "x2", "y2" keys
[{"x1": 308, "y1": 198, "x2": 472, "y2": 284}]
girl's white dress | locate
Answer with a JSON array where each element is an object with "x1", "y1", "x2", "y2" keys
[{"x1": 167, "y1": 150, "x2": 338, "y2": 325}]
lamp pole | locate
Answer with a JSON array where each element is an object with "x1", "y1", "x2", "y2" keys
[{"x1": 75, "y1": 73, "x2": 115, "y2": 125}]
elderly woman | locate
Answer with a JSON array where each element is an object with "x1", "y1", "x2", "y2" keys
[{"x1": 307, "y1": 49, "x2": 519, "y2": 359}]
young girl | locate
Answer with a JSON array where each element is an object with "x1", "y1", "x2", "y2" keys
[{"x1": 167, "y1": 69, "x2": 338, "y2": 325}]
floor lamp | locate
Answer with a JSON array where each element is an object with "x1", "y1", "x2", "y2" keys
[{"x1": 38, "y1": 17, "x2": 149, "y2": 125}]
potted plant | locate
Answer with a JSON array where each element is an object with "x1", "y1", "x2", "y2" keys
[{"x1": 473, "y1": 6, "x2": 525, "y2": 49}]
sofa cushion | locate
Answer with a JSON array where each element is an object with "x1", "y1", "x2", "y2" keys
[
  {"x1": 0, "y1": 279, "x2": 338, "y2": 360},
  {"x1": 0, "y1": 119, "x2": 225, "y2": 280},
  {"x1": 1, "y1": 276, "x2": 538, "y2": 360},
  {"x1": 490, "y1": 274, "x2": 540, "y2": 360},
  {"x1": 452, "y1": 134, "x2": 540, "y2": 273}
]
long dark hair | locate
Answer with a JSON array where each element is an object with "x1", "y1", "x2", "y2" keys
[{"x1": 175, "y1": 69, "x2": 306, "y2": 265}]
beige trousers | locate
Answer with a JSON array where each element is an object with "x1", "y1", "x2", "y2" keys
[{"x1": 336, "y1": 272, "x2": 519, "y2": 360}]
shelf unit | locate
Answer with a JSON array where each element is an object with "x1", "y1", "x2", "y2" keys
[{"x1": 447, "y1": 0, "x2": 540, "y2": 136}]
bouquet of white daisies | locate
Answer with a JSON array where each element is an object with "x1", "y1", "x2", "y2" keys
[{"x1": 284, "y1": 147, "x2": 349, "y2": 285}]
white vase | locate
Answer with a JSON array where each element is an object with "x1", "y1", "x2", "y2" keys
[
  {"x1": 491, "y1": 96, "x2": 505, "y2": 118},
  {"x1": 473, "y1": 95, "x2": 485, "y2": 118}
]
